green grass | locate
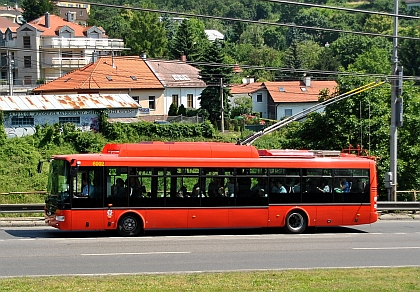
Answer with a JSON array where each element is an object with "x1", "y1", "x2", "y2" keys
[{"x1": 0, "y1": 268, "x2": 419, "y2": 291}]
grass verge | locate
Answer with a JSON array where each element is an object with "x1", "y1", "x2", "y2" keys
[{"x1": 0, "y1": 268, "x2": 419, "y2": 291}]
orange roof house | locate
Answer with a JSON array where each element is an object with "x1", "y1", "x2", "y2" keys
[
  {"x1": 33, "y1": 56, "x2": 165, "y2": 116},
  {"x1": 230, "y1": 77, "x2": 338, "y2": 120}
]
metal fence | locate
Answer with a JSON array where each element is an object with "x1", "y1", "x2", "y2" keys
[
  {"x1": 167, "y1": 115, "x2": 204, "y2": 124},
  {"x1": 0, "y1": 191, "x2": 418, "y2": 214}
]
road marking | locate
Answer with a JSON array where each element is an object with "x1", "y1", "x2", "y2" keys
[
  {"x1": 353, "y1": 247, "x2": 419, "y2": 250},
  {"x1": 81, "y1": 251, "x2": 191, "y2": 256}
]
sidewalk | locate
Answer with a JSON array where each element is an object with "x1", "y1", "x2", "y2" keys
[
  {"x1": 1, "y1": 212, "x2": 419, "y2": 227},
  {"x1": 0, "y1": 217, "x2": 46, "y2": 227}
]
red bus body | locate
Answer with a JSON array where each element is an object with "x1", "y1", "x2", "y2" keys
[{"x1": 44, "y1": 142, "x2": 378, "y2": 235}]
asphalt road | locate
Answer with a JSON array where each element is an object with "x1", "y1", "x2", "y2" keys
[{"x1": 0, "y1": 220, "x2": 419, "y2": 277}]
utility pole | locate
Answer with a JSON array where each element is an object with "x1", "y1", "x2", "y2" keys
[
  {"x1": 220, "y1": 77, "x2": 224, "y2": 133},
  {"x1": 7, "y1": 50, "x2": 13, "y2": 96},
  {"x1": 389, "y1": 0, "x2": 399, "y2": 201}
]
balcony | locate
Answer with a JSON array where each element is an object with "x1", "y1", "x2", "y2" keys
[
  {"x1": 41, "y1": 38, "x2": 125, "y2": 50},
  {"x1": 50, "y1": 57, "x2": 89, "y2": 68},
  {"x1": 0, "y1": 39, "x2": 17, "y2": 48}
]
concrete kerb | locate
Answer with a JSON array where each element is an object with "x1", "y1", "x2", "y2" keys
[
  {"x1": 0, "y1": 217, "x2": 46, "y2": 227},
  {"x1": 0, "y1": 212, "x2": 419, "y2": 227}
]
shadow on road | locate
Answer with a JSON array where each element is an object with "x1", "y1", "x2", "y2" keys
[{"x1": 3, "y1": 225, "x2": 367, "y2": 239}]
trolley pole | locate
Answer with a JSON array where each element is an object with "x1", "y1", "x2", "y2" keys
[
  {"x1": 220, "y1": 77, "x2": 225, "y2": 133},
  {"x1": 389, "y1": 0, "x2": 399, "y2": 201}
]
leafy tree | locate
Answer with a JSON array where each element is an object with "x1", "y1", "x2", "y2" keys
[
  {"x1": 21, "y1": 0, "x2": 56, "y2": 22},
  {"x1": 348, "y1": 47, "x2": 392, "y2": 75},
  {"x1": 363, "y1": 15, "x2": 392, "y2": 35},
  {"x1": 399, "y1": 25, "x2": 420, "y2": 76},
  {"x1": 0, "y1": 111, "x2": 6, "y2": 144},
  {"x1": 231, "y1": 96, "x2": 253, "y2": 118},
  {"x1": 329, "y1": 35, "x2": 391, "y2": 69},
  {"x1": 168, "y1": 18, "x2": 210, "y2": 61},
  {"x1": 124, "y1": 3, "x2": 167, "y2": 58}
]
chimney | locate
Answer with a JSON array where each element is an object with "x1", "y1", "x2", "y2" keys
[
  {"x1": 45, "y1": 12, "x2": 50, "y2": 28},
  {"x1": 180, "y1": 54, "x2": 186, "y2": 62},
  {"x1": 303, "y1": 75, "x2": 311, "y2": 87}
]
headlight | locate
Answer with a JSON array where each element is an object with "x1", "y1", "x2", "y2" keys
[{"x1": 55, "y1": 215, "x2": 65, "y2": 222}]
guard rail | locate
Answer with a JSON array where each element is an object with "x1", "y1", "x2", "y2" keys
[{"x1": 0, "y1": 202, "x2": 419, "y2": 214}]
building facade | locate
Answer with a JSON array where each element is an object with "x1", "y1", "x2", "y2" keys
[
  {"x1": 0, "y1": 93, "x2": 139, "y2": 137},
  {"x1": 0, "y1": 12, "x2": 126, "y2": 92}
]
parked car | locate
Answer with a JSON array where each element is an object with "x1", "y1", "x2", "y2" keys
[{"x1": 154, "y1": 120, "x2": 171, "y2": 124}]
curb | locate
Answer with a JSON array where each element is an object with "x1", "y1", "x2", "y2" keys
[
  {"x1": 0, "y1": 217, "x2": 46, "y2": 227},
  {"x1": 1, "y1": 213, "x2": 419, "y2": 227}
]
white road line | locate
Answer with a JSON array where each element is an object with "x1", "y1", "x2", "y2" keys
[
  {"x1": 353, "y1": 247, "x2": 419, "y2": 250},
  {"x1": 81, "y1": 251, "x2": 191, "y2": 256}
]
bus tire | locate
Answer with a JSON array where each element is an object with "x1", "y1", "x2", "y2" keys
[
  {"x1": 117, "y1": 214, "x2": 143, "y2": 236},
  {"x1": 284, "y1": 210, "x2": 307, "y2": 234}
]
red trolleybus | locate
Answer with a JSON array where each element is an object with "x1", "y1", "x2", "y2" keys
[{"x1": 44, "y1": 142, "x2": 378, "y2": 236}]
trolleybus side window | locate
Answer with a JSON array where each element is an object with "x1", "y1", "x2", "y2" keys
[{"x1": 72, "y1": 168, "x2": 104, "y2": 208}]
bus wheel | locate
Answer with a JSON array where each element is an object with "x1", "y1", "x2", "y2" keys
[
  {"x1": 285, "y1": 211, "x2": 307, "y2": 234},
  {"x1": 117, "y1": 214, "x2": 142, "y2": 236}
]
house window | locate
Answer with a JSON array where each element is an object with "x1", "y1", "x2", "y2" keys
[
  {"x1": 23, "y1": 36, "x2": 31, "y2": 49},
  {"x1": 62, "y1": 51, "x2": 72, "y2": 58},
  {"x1": 11, "y1": 116, "x2": 34, "y2": 126},
  {"x1": 256, "y1": 94, "x2": 263, "y2": 103},
  {"x1": 187, "y1": 94, "x2": 193, "y2": 108},
  {"x1": 285, "y1": 109, "x2": 292, "y2": 117},
  {"x1": 172, "y1": 94, "x2": 179, "y2": 107},
  {"x1": 149, "y1": 96, "x2": 155, "y2": 110},
  {"x1": 132, "y1": 96, "x2": 139, "y2": 103},
  {"x1": 24, "y1": 76, "x2": 32, "y2": 85},
  {"x1": 59, "y1": 117, "x2": 80, "y2": 124},
  {"x1": 24, "y1": 56, "x2": 31, "y2": 68}
]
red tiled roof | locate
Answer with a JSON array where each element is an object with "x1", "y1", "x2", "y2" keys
[
  {"x1": 145, "y1": 60, "x2": 206, "y2": 88},
  {"x1": 229, "y1": 82, "x2": 264, "y2": 94},
  {"x1": 0, "y1": 16, "x2": 19, "y2": 32},
  {"x1": 29, "y1": 14, "x2": 105, "y2": 37},
  {"x1": 264, "y1": 80, "x2": 338, "y2": 103},
  {"x1": 32, "y1": 56, "x2": 164, "y2": 93}
]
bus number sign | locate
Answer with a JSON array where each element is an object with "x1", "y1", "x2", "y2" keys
[{"x1": 92, "y1": 161, "x2": 105, "y2": 166}]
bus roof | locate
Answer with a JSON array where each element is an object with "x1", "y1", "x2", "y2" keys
[{"x1": 51, "y1": 142, "x2": 375, "y2": 169}]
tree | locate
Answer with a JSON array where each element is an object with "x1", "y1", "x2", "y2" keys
[
  {"x1": 178, "y1": 104, "x2": 187, "y2": 116},
  {"x1": 21, "y1": 0, "x2": 56, "y2": 23},
  {"x1": 168, "y1": 18, "x2": 210, "y2": 61},
  {"x1": 168, "y1": 103, "x2": 178, "y2": 116},
  {"x1": 348, "y1": 47, "x2": 391, "y2": 75},
  {"x1": 199, "y1": 41, "x2": 233, "y2": 127},
  {"x1": 124, "y1": 4, "x2": 167, "y2": 58}
]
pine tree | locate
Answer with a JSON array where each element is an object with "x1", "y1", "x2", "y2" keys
[
  {"x1": 21, "y1": 0, "x2": 56, "y2": 23},
  {"x1": 169, "y1": 18, "x2": 210, "y2": 61},
  {"x1": 168, "y1": 103, "x2": 178, "y2": 116},
  {"x1": 199, "y1": 40, "x2": 232, "y2": 126}
]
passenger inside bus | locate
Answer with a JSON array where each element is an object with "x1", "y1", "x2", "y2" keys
[
  {"x1": 317, "y1": 179, "x2": 331, "y2": 193},
  {"x1": 225, "y1": 178, "x2": 238, "y2": 197},
  {"x1": 81, "y1": 177, "x2": 94, "y2": 197},
  {"x1": 292, "y1": 181, "x2": 301, "y2": 193},
  {"x1": 208, "y1": 177, "x2": 221, "y2": 197},
  {"x1": 113, "y1": 178, "x2": 126, "y2": 197},
  {"x1": 192, "y1": 182, "x2": 201, "y2": 197},
  {"x1": 340, "y1": 178, "x2": 350, "y2": 193}
]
